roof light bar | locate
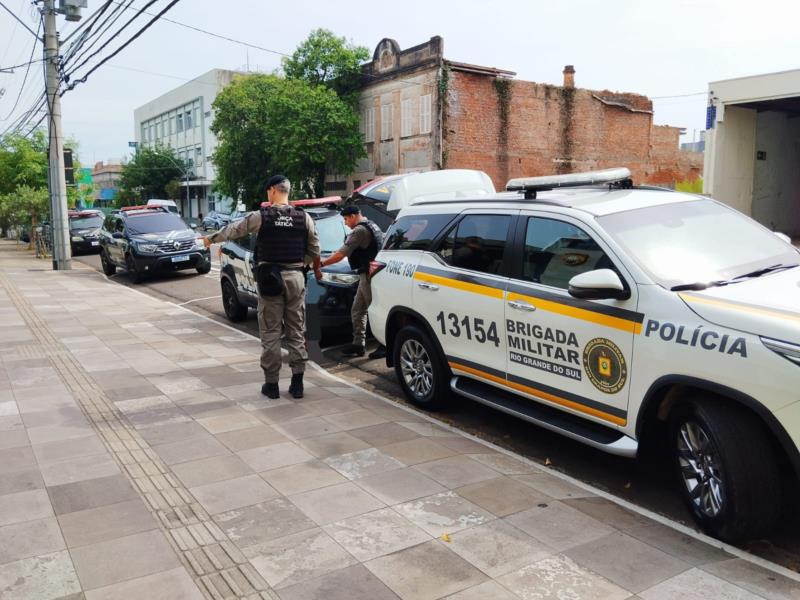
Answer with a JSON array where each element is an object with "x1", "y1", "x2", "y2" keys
[{"x1": 506, "y1": 168, "x2": 633, "y2": 199}]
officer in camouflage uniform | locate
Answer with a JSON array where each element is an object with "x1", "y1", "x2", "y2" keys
[{"x1": 203, "y1": 175, "x2": 320, "y2": 399}]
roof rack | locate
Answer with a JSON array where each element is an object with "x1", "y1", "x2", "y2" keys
[{"x1": 506, "y1": 168, "x2": 633, "y2": 199}]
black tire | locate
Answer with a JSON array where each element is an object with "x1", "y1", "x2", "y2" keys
[
  {"x1": 222, "y1": 279, "x2": 247, "y2": 322},
  {"x1": 196, "y1": 259, "x2": 211, "y2": 275},
  {"x1": 669, "y1": 396, "x2": 781, "y2": 542},
  {"x1": 126, "y1": 255, "x2": 144, "y2": 284},
  {"x1": 392, "y1": 324, "x2": 451, "y2": 410},
  {"x1": 100, "y1": 250, "x2": 116, "y2": 276}
]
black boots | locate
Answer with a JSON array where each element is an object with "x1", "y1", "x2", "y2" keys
[
  {"x1": 261, "y1": 382, "x2": 279, "y2": 399},
  {"x1": 342, "y1": 344, "x2": 365, "y2": 357},
  {"x1": 289, "y1": 373, "x2": 304, "y2": 399}
]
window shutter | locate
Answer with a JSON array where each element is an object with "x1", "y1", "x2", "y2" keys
[{"x1": 420, "y1": 94, "x2": 432, "y2": 134}]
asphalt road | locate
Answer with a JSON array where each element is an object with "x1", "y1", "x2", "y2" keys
[{"x1": 74, "y1": 249, "x2": 800, "y2": 571}]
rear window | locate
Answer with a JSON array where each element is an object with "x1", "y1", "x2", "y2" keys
[
  {"x1": 124, "y1": 212, "x2": 189, "y2": 234},
  {"x1": 384, "y1": 214, "x2": 454, "y2": 251},
  {"x1": 69, "y1": 215, "x2": 103, "y2": 229}
]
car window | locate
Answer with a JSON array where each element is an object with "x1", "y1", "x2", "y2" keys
[
  {"x1": 355, "y1": 201, "x2": 394, "y2": 231},
  {"x1": 70, "y1": 215, "x2": 103, "y2": 229},
  {"x1": 316, "y1": 215, "x2": 349, "y2": 253},
  {"x1": 384, "y1": 214, "x2": 453, "y2": 251},
  {"x1": 523, "y1": 217, "x2": 614, "y2": 289},
  {"x1": 438, "y1": 214, "x2": 510, "y2": 275},
  {"x1": 114, "y1": 218, "x2": 125, "y2": 233},
  {"x1": 124, "y1": 213, "x2": 189, "y2": 234}
]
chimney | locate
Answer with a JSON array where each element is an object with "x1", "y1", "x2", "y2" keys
[{"x1": 563, "y1": 65, "x2": 575, "y2": 89}]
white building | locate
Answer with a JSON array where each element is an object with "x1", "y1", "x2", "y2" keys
[
  {"x1": 704, "y1": 69, "x2": 800, "y2": 236},
  {"x1": 133, "y1": 68, "x2": 239, "y2": 218}
]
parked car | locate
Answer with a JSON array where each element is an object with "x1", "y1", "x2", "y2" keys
[
  {"x1": 345, "y1": 170, "x2": 495, "y2": 231},
  {"x1": 99, "y1": 205, "x2": 210, "y2": 283},
  {"x1": 146, "y1": 198, "x2": 179, "y2": 215},
  {"x1": 369, "y1": 166, "x2": 800, "y2": 542},
  {"x1": 202, "y1": 210, "x2": 232, "y2": 231},
  {"x1": 218, "y1": 204, "x2": 357, "y2": 343},
  {"x1": 68, "y1": 209, "x2": 104, "y2": 255}
]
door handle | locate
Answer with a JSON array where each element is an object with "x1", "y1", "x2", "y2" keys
[
  {"x1": 508, "y1": 300, "x2": 536, "y2": 312},
  {"x1": 417, "y1": 282, "x2": 439, "y2": 291}
]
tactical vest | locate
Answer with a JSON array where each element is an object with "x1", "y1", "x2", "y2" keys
[
  {"x1": 255, "y1": 205, "x2": 307, "y2": 264},
  {"x1": 348, "y1": 219, "x2": 384, "y2": 274}
]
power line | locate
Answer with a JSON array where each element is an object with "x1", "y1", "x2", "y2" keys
[
  {"x1": 2, "y1": 16, "x2": 42, "y2": 119},
  {"x1": 0, "y1": 57, "x2": 44, "y2": 72},
  {"x1": 61, "y1": 0, "x2": 133, "y2": 69},
  {"x1": 0, "y1": 0, "x2": 39, "y2": 38},
  {"x1": 651, "y1": 91, "x2": 708, "y2": 100},
  {"x1": 62, "y1": 0, "x2": 113, "y2": 43}
]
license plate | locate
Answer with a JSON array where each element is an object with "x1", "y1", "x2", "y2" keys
[
  {"x1": 171, "y1": 255, "x2": 190, "y2": 263},
  {"x1": 91, "y1": 241, "x2": 99, "y2": 246}
]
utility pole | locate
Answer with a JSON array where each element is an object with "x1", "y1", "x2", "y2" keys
[{"x1": 43, "y1": 0, "x2": 70, "y2": 270}]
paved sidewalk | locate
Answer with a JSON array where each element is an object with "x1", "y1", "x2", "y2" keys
[{"x1": 1, "y1": 240, "x2": 799, "y2": 600}]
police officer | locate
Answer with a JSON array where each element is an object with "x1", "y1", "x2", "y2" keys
[
  {"x1": 202, "y1": 175, "x2": 320, "y2": 399},
  {"x1": 316, "y1": 205, "x2": 385, "y2": 358}
]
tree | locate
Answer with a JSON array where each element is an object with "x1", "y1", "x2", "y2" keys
[
  {"x1": 119, "y1": 145, "x2": 184, "y2": 201},
  {"x1": 282, "y1": 28, "x2": 369, "y2": 102},
  {"x1": 212, "y1": 74, "x2": 364, "y2": 202},
  {"x1": 0, "y1": 131, "x2": 49, "y2": 197}
]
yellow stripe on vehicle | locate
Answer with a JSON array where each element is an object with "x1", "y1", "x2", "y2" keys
[
  {"x1": 413, "y1": 271, "x2": 504, "y2": 299},
  {"x1": 449, "y1": 361, "x2": 628, "y2": 427},
  {"x1": 506, "y1": 291, "x2": 642, "y2": 334}
]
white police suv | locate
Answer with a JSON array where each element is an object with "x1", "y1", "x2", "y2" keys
[{"x1": 368, "y1": 167, "x2": 800, "y2": 542}]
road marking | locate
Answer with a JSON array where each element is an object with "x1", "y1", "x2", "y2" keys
[{"x1": 178, "y1": 295, "x2": 222, "y2": 306}]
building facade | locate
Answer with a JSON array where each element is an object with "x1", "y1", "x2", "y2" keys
[
  {"x1": 133, "y1": 68, "x2": 239, "y2": 218},
  {"x1": 91, "y1": 161, "x2": 122, "y2": 206},
  {"x1": 326, "y1": 37, "x2": 702, "y2": 194}
]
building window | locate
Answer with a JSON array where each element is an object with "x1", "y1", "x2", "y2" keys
[
  {"x1": 420, "y1": 94, "x2": 432, "y2": 135},
  {"x1": 177, "y1": 113, "x2": 184, "y2": 133},
  {"x1": 193, "y1": 106, "x2": 199, "y2": 129},
  {"x1": 160, "y1": 119, "x2": 165, "y2": 139},
  {"x1": 169, "y1": 113, "x2": 174, "y2": 135},
  {"x1": 401, "y1": 99, "x2": 413, "y2": 137},
  {"x1": 185, "y1": 110, "x2": 193, "y2": 130},
  {"x1": 363, "y1": 107, "x2": 375, "y2": 143},
  {"x1": 380, "y1": 104, "x2": 393, "y2": 141}
]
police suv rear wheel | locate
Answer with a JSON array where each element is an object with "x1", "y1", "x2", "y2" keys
[
  {"x1": 393, "y1": 325, "x2": 450, "y2": 410},
  {"x1": 100, "y1": 250, "x2": 115, "y2": 276},
  {"x1": 222, "y1": 279, "x2": 247, "y2": 322},
  {"x1": 669, "y1": 396, "x2": 781, "y2": 542}
]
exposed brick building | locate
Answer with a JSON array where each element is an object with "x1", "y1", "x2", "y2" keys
[{"x1": 326, "y1": 37, "x2": 702, "y2": 193}]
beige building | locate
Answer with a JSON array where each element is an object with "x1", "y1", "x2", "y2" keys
[{"x1": 91, "y1": 161, "x2": 123, "y2": 205}]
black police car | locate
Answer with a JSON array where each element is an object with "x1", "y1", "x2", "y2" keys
[
  {"x1": 218, "y1": 206, "x2": 358, "y2": 343},
  {"x1": 99, "y1": 205, "x2": 211, "y2": 283},
  {"x1": 68, "y1": 209, "x2": 104, "y2": 255}
]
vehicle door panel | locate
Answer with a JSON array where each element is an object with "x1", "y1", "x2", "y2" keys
[{"x1": 504, "y1": 212, "x2": 640, "y2": 429}]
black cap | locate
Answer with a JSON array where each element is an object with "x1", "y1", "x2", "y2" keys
[
  {"x1": 266, "y1": 174, "x2": 289, "y2": 190},
  {"x1": 340, "y1": 205, "x2": 361, "y2": 216}
]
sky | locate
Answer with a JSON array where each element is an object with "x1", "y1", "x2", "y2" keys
[{"x1": 1, "y1": 0, "x2": 799, "y2": 165}]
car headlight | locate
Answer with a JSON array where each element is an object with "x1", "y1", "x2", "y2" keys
[
  {"x1": 194, "y1": 238, "x2": 206, "y2": 250},
  {"x1": 136, "y1": 242, "x2": 159, "y2": 254},
  {"x1": 320, "y1": 271, "x2": 360, "y2": 285},
  {"x1": 71, "y1": 235, "x2": 83, "y2": 241},
  {"x1": 761, "y1": 337, "x2": 800, "y2": 366}
]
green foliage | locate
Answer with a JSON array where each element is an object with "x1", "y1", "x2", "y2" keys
[
  {"x1": 119, "y1": 145, "x2": 184, "y2": 201},
  {"x1": 0, "y1": 185, "x2": 48, "y2": 242},
  {"x1": 212, "y1": 73, "x2": 364, "y2": 202},
  {"x1": 164, "y1": 179, "x2": 183, "y2": 200},
  {"x1": 0, "y1": 131, "x2": 49, "y2": 196},
  {"x1": 676, "y1": 177, "x2": 704, "y2": 194},
  {"x1": 282, "y1": 28, "x2": 369, "y2": 102}
]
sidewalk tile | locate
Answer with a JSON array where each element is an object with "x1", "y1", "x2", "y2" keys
[
  {"x1": 468, "y1": 453, "x2": 541, "y2": 475},
  {"x1": 322, "y1": 409, "x2": 388, "y2": 431},
  {"x1": 105, "y1": 384, "x2": 162, "y2": 402},
  {"x1": 456, "y1": 477, "x2": 550, "y2": 517},
  {"x1": 26, "y1": 423, "x2": 95, "y2": 445},
  {"x1": 379, "y1": 438, "x2": 457, "y2": 466},
  {"x1": 323, "y1": 447, "x2": 405, "y2": 480},
  {"x1": 152, "y1": 433, "x2": 228, "y2": 465},
  {"x1": 21, "y1": 406, "x2": 88, "y2": 429},
  {"x1": 138, "y1": 421, "x2": 207, "y2": 446},
  {"x1": 0, "y1": 400, "x2": 19, "y2": 417},
  {"x1": 396, "y1": 421, "x2": 454, "y2": 437},
  {"x1": 393, "y1": 491, "x2": 494, "y2": 537},
  {"x1": 625, "y1": 523, "x2": 732, "y2": 566},
  {"x1": 0, "y1": 517, "x2": 65, "y2": 565},
  {"x1": 249, "y1": 528, "x2": 358, "y2": 589},
  {"x1": 260, "y1": 460, "x2": 347, "y2": 496},
  {"x1": 0, "y1": 550, "x2": 81, "y2": 600},
  {"x1": 564, "y1": 531, "x2": 690, "y2": 593},
  {"x1": 298, "y1": 432, "x2": 371, "y2": 459},
  {"x1": 171, "y1": 453, "x2": 253, "y2": 488},
  {"x1": 701, "y1": 558, "x2": 800, "y2": 600},
  {"x1": 447, "y1": 519, "x2": 552, "y2": 578},
  {"x1": 444, "y1": 580, "x2": 520, "y2": 599},
  {"x1": 276, "y1": 564, "x2": 400, "y2": 600},
  {"x1": 84, "y1": 566, "x2": 204, "y2": 600},
  {"x1": 237, "y1": 441, "x2": 313, "y2": 472},
  {"x1": 497, "y1": 555, "x2": 630, "y2": 600},
  {"x1": 40, "y1": 453, "x2": 121, "y2": 487},
  {"x1": 214, "y1": 497, "x2": 317, "y2": 557},
  {"x1": 148, "y1": 375, "x2": 210, "y2": 395},
  {"x1": 48, "y1": 473, "x2": 138, "y2": 515},
  {"x1": 254, "y1": 403, "x2": 312, "y2": 424},
  {"x1": 190, "y1": 474, "x2": 279, "y2": 515},
  {"x1": 365, "y1": 539, "x2": 487, "y2": 600},
  {"x1": 563, "y1": 496, "x2": 656, "y2": 532},
  {"x1": 0, "y1": 445, "x2": 37, "y2": 474},
  {"x1": 0, "y1": 415, "x2": 23, "y2": 431},
  {"x1": 324, "y1": 507, "x2": 431, "y2": 561},
  {"x1": 275, "y1": 416, "x2": 342, "y2": 440},
  {"x1": 639, "y1": 567, "x2": 763, "y2": 600},
  {"x1": 506, "y1": 500, "x2": 615, "y2": 551},
  {"x1": 0, "y1": 467, "x2": 44, "y2": 495},
  {"x1": 0, "y1": 488, "x2": 54, "y2": 526},
  {"x1": 348, "y1": 422, "x2": 420, "y2": 446},
  {"x1": 355, "y1": 467, "x2": 446, "y2": 505},
  {"x1": 435, "y1": 436, "x2": 495, "y2": 454},
  {"x1": 413, "y1": 455, "x2": 499, "y2": 489},
  {"x1": 57, "y1": 498, "x2": 156, "y2": 548},
  {"x1": 70, "y1": 529, "x2": 181, "y2": 591},
  {"x1": 32, "y1": 435, "x2": 107, "y2": 465},
  {"x1": 289, "y1": 481, "x2": 385, "y2": 526},
  {"x1": 300, "y1": 398, "x2": 362, "y2": 416},
  {"x1": 215, "y1": 424, "x2": 289, "y2": 452}
]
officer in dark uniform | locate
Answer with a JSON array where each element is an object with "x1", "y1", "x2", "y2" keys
[
  {"x1": 316, "y1": 205, "x2": 385, "y2": 358},
  {"x1": 203, "y1": 175, "x2": 320, "y2": 398}
]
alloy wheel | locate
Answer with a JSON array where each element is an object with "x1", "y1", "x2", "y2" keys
[
  {"x1": 399, "y1": 338, "x2": 433, "y2": 399},
  {"x1": 677, "y1": 420, "x2": 725, "y2": 518}
]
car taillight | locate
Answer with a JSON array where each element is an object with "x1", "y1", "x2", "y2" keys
[{"x1": 368, "y1": 260, "x2": 386, "y2": 279}]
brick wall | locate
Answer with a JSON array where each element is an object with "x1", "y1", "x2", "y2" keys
[{"x1": 444, "y1": 69, "x2": 703, "y2": 189}]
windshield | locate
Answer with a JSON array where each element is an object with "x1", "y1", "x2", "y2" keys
[
  {"x1": 69, "y1": 216, "x2": 103, "y2": 229},
  {"x1": 598, "y1": 199, "x2": 799, "y2": 288},
  {"x1": 315, "y1": 215, "x2": 350, "y2": 253},
  {"x1": 125, "y1": 213, "x2": 190, "y2": 235}
]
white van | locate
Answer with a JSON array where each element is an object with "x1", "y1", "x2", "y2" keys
[{"x1": 146, "y1": 199, "x2": 179, "y2": 215}]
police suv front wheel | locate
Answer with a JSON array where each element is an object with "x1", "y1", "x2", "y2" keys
[
  {"x1": 669, "y1": 396, "x2": 781, "y2": 542},
  {"x1": 393, "y1": 325, "x2": 450, "y2": 410}
]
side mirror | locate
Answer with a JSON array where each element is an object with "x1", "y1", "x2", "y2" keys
[
  {"x1": 568, "y1": 269, "x2": 630, "y2": 300},
  {"x1": 190, "y1": 223, "x2": 198, "y2": 230},
  {"x1": 111, "y1": 232, "x2": 124, "y2": 239},
  {"x1": 774, "y1": 231, "x2": 792, "y2": 244}
]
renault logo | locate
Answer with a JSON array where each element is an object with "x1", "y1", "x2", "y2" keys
[{"x1": 173, "y1": 241, "x2": 181, "y2": 250}]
